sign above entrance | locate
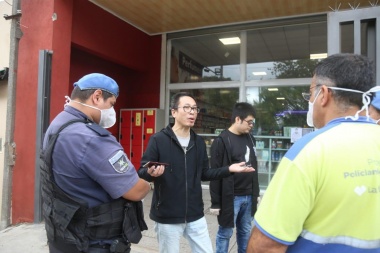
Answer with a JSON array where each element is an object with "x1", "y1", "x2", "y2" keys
[{"x1": 178, "y1": 51, "x2": 204, "y2": 76}]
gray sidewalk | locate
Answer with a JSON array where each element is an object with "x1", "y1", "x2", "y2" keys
[{"x1": 0, "y1": 189, "x2": 239, "y2": 253}]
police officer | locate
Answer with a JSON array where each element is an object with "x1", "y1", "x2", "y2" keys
[{"x1": 41, "y1": 73, "x2": 150, "y2": 253}]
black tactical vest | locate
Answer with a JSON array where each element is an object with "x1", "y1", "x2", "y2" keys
[{"x1": 40, "y1": 119, "x2": 147, "y2": 252}]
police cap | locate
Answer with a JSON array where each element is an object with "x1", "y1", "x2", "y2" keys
[{"x1": 74, "y1": 73, "x2": 119, "y2": 97}]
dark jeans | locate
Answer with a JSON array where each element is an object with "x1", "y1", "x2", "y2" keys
[{"x1": 215, "y1": 195, "x2": 253, "y2": 253}]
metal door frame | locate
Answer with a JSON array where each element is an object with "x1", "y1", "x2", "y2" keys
[
  {"x1": 328, "y1": 6, "x2": 380, "y2": 85},
  {"x1": 34, "y1": 50, "x2": 53, "y2": 222}
]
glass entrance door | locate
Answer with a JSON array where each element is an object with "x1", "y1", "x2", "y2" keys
[{"x1": 327, "y1": 6, "x2": 380, "y2": 84}]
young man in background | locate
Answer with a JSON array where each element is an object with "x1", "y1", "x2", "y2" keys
[{"x1": 210, "y1": 102, "x2": 259, "y2": 253}]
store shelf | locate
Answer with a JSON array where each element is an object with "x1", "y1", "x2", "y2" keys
[{"x1": 256, "y1": 135, "x2": 291, "y2": 189}]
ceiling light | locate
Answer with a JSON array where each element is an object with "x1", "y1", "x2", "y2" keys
[
  {"x1": 310, "y1": 53, "x2": 327, "y2": 59},
  {"x1": 252, "y1": 71, "x2": 267, "y2": 76},
  {"x1": 276, "y1": 97, "x2": 285, "y2": 100},
  {"x1": 220, "y1": 90, "x2": 231, "y2": 94},
  {"x1": 219, "y1": 37, "x2": 241, "y2": 45},
  {"x1": 268, "y1": 88, "x2": 278, "y2": 91}
]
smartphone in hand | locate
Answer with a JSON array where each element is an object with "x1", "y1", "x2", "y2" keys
[{"x1": 143, "y1": 161, "x2": 170, "y2": 168}]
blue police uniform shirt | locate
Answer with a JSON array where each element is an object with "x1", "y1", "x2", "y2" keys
[{"x1": 43, "y1": 105, "x2": 139, "y2": 208}]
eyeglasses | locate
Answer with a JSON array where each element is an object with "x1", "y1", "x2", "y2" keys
[
  {"x1": 176, "y1": 106, "x2": 201, "y2": 113},
  {"x1": 301, "y1": 92, "x2": 311, "y2": 101},
  {"x1": 244, "y1": 119, "x2": 255, "y2": 126},
  {"x1": 302, "y1": 85, "x2": 321, "y2": 101}
]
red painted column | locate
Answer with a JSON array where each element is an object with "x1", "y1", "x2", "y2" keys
[
  {"x1": 50, "y1": 0, "x2": 75, "y2": 117},
  {"x1": 11, "y1": 0, "x2": 73, "y2": 223}
]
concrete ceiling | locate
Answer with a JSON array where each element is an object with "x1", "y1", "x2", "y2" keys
[{"x1": 89, "y1": 0, "x2": 373, "y2": 35}]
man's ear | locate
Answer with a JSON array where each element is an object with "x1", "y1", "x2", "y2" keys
[
  {"x1": 171, "y1": 108, "x2": 176, "y2": 118},
  {"x1": 320, "y1": 86, "x2": 330, "y2": 107},
  {"x1": 91, "y1": 89, "x2": 103, "y2": 105}
]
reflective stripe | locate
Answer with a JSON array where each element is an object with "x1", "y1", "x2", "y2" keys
[{"x1": 301, "y1": 230, "x2": 380, "y2": 249}]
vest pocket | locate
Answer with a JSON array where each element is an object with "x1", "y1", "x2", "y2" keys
[
  {"x1": 122, "y1": 201, "x2": 145, "y2": 244},
  {"x1": 52, "y1": 198, "x2": 80, "y2": 231},
  {"x1": 86, "y1": 200, "x2": 124, "y2": 239}
]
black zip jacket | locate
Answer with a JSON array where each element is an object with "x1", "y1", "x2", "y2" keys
[
  {"x1": 209, "y1": 130, "x2": 259, "y2": 228},
  {"x1": 138, "y1": 124, "x2": 232, "y2": 224}
]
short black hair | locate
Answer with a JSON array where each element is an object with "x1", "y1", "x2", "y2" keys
[
  {"x1": 231, "y1": 102, "x2": 256, "y2": 123},
  {"x1": 314, "y1": 53, "x2": 375, "y2": 108},
  {"x1": 170, "y1": 92, "x2": 197, "y2": 109},
  {"x1": 71, "y1": 86, "x2": 114, "y2": 102}
]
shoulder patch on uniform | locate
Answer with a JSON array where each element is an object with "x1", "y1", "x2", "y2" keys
[
  {"x1": 109, "y1": 150, "x2": 130, "y2": 173},
  {"x1": 86, "y1": 123, "x2": 111, "y2": 136}
]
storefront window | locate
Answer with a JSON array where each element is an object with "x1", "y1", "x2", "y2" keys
[
  {"x1": 167, "y1": 18, "x2": 328, "y2": 190},
  {"x1": 247, "y1": 85, "x2": 313, "y2": 190},
  {"x1": 170, "y1": 32, "x2": 240, "y2": 83},
  {"x1": 246, "y1": 22, "x2": 327, "y2": 80},
  {"x1": 246, "y1": 85, "x2": 310, "y2": 136}
]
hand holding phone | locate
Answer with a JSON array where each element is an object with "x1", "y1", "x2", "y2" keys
[
  {"x1": 144, "y1": 161, "x2": 167, "y2": 178},
  {"x1": 143, "y1": 161, "x2": 169, "y2": 168},
  {"x1": 229, "y1": 162, "x2": 255, "y2": 173}
]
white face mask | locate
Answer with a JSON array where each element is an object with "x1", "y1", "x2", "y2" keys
[
  {"x1": 97, "y1": 107, "x2": 116, "y2": 128},
  {"x1": 306, "y1": 86, "x2": 380, "y2": 123},
  {"x1": 65, "y1": 96, "x2": 116, "y2": 128},
  {"x1": 306, "y1": 89, "x2": 322, "y2": 127}
]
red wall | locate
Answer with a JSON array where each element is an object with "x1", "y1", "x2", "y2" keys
[
  {"x1": 50, "y1": 0, "x2": 75, "y2": 113},
  {"x1": 69, "y1": 47, "x2": 136, "y2": 137},
  {"x1": 11, "y1": 0, "x2": 161, "y2": 223},
  {"x1": 71, "y1": 0, "x2": 150, "y2": 71},
  {"x1": 12, "y1": 0, "x2": 63, "y2": 223}
]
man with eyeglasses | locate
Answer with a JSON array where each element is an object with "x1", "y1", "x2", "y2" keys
[
  {"x1": 138, "y1": 92, "x2": 255, "y2": 253},
  {"x1": 247, "y1": 54, "x2": 380, "y2": 253},
  {"x1": 209, "y1": 102, "x2": 259, "y2": 253}
]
